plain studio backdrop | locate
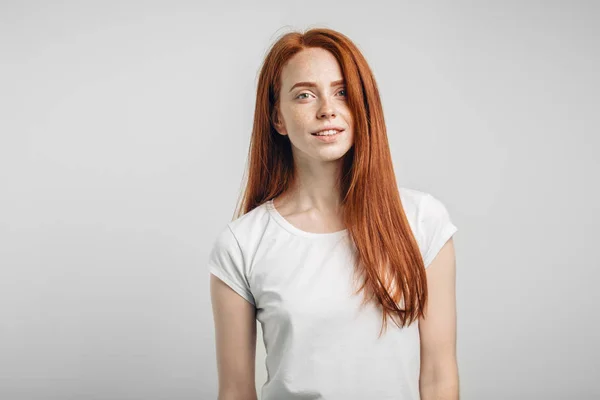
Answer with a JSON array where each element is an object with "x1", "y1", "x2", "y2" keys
[{"x1": 1, "y1": 1, "x2": 598, "y2": 399}]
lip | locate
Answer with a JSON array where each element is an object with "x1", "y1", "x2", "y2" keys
[
  {"x1": 312, "y1": 129, "x2": 344, "y2": 143},
  {"x1": 311, "y1": 126, "x2": 344, "y2": 135}
]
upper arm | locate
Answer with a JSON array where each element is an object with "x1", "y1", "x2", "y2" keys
[
  {"x1": 210, "y1": 273, "x2": 258, "y2": 398},
  {"x1": 207, "y1": 224, "x2": 258, "y2": 398},
  {"x1": 415, "y1": 192, "x2": 459, "y2": 383},
  {"x1": 418, "y1": 237, "x2": 458, "y2": 380}
]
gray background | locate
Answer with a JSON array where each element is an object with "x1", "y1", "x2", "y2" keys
[{"x1": 1, "y1": 1, "x2": 598, "y2": 399}]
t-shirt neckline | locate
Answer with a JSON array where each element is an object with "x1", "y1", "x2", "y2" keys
[{"x1": 265, "y1": 198, "x2": 349, "y2": 238}]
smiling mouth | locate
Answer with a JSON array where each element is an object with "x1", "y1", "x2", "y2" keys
[{"x1": 311, "y1": 129, "x2": 345, "y2": 136}]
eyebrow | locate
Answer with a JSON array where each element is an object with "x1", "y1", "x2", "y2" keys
[{"x1": 289, "y1": 79, "x2": 346, "y2": 92}]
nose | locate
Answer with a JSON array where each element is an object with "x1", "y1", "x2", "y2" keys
[
  {"x1": 318, "y1": 102, "x2": 336, "y2": 119},
  {"x1": 319, "y1": 110, "x2": 336, "y2": 118}
]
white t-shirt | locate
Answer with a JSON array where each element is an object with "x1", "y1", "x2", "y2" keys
[{"x1": 208, "y1": 187, "x2": 458, "y2": 400}]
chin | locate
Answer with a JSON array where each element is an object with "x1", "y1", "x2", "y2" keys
[{"x1": 317, "y1": 148, "x2": 353, "y2": 161}]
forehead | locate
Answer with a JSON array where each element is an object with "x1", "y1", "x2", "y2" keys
[{"x1": 281, "y1": 48, "x2": 343, "y2": 86}]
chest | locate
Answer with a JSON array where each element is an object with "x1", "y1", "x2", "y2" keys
[
  {"x1": 283, "y1": 213, "x2": 347, "y2": 234},
  {"x1": 249, "y1": 236, "x2": 360, "y2": 327}
]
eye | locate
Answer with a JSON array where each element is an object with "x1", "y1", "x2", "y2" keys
[{"x1": 295, "y1": 88, "x2": 347, "y2": 100}]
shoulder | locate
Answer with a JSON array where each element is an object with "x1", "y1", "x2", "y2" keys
[
  {"x1": 207, "y1": 203, "x2": 272, "y2": 306},
  {"x1": 209, "y1": 201, "x2": 273, "y2": 267},
  {"x1": 399, "y1": 186, "x2": 453, "y2": 223},
  {"x1": 398, "y1": 186, "x2": 429, "y2": 216},
  {"x1": 398, "y1": 186, "x2": 458, "y2": 268},
  {"x1": 398, "y1": 186, "x2": 438, "y2": 228},
  {"x1": 224, "y1": 201, "x2": 272, "y2": 243}
]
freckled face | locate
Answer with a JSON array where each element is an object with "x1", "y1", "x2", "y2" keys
[{"x1": 273, "y1": 47, "x2": 354, "y2": 163}]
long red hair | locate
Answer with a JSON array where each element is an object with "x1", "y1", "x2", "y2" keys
[{"x1": 232, "y1": 27, "x2": 427, "y2": 337}]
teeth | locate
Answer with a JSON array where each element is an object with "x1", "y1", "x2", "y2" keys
[{"x1": 314, "y1": 129, "x2": 340, "y2": 136}]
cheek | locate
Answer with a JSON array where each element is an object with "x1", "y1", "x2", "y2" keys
[
  {"x1": 342, "y1": 107, "x2": 353, "y2": 123},
  {"x1": 287, "y1": 108, "x2": 312, "y2": 131},
  {"x1": 290, "y1": 107, "x2": 310, "y2": 121}
]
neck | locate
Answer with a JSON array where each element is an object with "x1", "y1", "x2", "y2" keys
[{"x1": 283, "y1": 158, "x2": 344, "y2": 212}]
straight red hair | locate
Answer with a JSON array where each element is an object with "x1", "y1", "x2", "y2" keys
[{"x1": 232, "y1": 27, "x2": 427, "y2": 337}]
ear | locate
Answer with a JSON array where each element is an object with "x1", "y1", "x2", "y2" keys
[{"x1": 272, "y1": 107, "x2": 287, "y2": 136}]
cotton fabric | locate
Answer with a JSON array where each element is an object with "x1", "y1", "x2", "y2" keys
[{"x1": 208, "y1": 187, "x2": 458, "y2": 399}]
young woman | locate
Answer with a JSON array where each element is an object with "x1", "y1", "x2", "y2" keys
[{"x1": 209, "y1": 27, "x2": 459, "y2": 400}]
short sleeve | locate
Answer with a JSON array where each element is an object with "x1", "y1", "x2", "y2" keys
[
  {"x1": 420, "y1": 194, "x2": 458, "y2": 268},
  {"x1": 208, "y1": 224, "x2": 256, "y2": 306}
]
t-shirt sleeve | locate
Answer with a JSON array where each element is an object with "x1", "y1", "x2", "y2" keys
[
  {"x1": 420, "y1": 194, "x2": 458, "y2": 268},
  {"x1": 208, "y1": 224, "x2": 256, "y2": 306}
]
